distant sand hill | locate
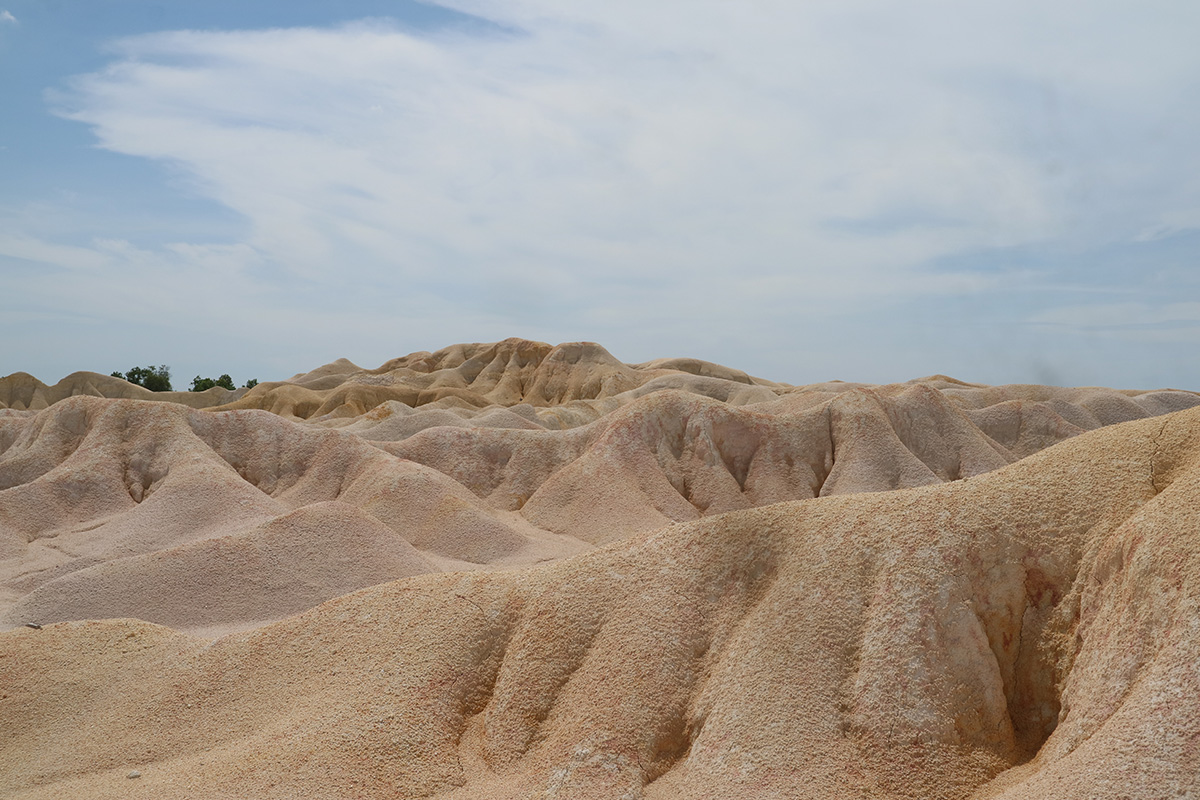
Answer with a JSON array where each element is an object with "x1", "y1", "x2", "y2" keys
[
  {"x1": 2, "y1": 340, "x2": 1198, "y2": 798},
  {"x1": 0, "y1": 370, "x2": 243, "y2": 411}
]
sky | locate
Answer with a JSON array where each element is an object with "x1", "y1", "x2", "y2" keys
[{"x1": 1, "y1": 1, "x2": 1199, "y2": 389}]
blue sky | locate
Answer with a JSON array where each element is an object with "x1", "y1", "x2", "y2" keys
[{"x1": 2, "y1": 1, "x2": 1199, "y2": 389}]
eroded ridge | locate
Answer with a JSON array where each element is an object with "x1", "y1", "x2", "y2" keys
[
  {"x1": 1, "y1": 342, "x2": 1199, "y2": 799},
  {"x1": 2, "y1": 409, "x2": 1199, "y2": 798}
]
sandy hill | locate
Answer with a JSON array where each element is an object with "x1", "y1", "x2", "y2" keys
[
  {"x1": 1, "y1": 340, "x2": 1199, "y2": 798},
  {"x1": 0, "y1": 371, "x2": 242, "y2": 411}
]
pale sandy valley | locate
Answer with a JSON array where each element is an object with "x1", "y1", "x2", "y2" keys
[{"x1": 2, "y1": 339, "x2": 1199, "y2": 799}]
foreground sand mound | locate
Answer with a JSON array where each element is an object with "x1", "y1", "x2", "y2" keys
[{"x1": 2, "y1": 407, "x2": 1199, "y2": 798}]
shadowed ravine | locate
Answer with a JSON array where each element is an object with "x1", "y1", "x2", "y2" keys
[{"x1": 1, "y1": 340, "x2": 1198, "y2": 799}]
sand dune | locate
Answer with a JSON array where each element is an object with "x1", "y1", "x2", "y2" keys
[
  {"x1": 210, "y1": 339, "x2": 783, "y2": 421},
  {"x1": 3, "y1": 351, "x2": 1195, "y2": 628},
  {"x1": 2, "y1": 405, "x2": 1199, "y2": 798},
  {"x1": 0, "y1": 396, "x2": 588, "y2": 633},
  {"x1": 0, "y1": 371, "x2": 242, "y2": 411},
  {"x1": 1, "y1": 340, "x2": 1199, "y2": 798}
]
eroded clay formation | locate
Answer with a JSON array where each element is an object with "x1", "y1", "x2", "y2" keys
[{"x1": 1, "y1": 339, "x2": 1197, "y2": 798}]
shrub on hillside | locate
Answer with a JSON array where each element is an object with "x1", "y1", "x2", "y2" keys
[
  {"x1": 111, "y1": 365, "x2": 173, "y2": 392},
  {"x1": 191, "y1": 374, "x2": 236, "y2": 392}
]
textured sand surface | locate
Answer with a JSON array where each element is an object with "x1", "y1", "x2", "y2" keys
[{"x1": 1, "y1": 340, "x2": 1198, "y2": 798}]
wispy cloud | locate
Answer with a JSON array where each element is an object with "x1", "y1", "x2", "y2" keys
[
  {"x1": 53, "y1": 8, "x2": 1090, "y2": 289},
  {"x1": 0, "y1": 10, "x2": 17, "y2": 24},
  {"x1": 7, "y1": 1, "x2": 1200, "y2": 385}
]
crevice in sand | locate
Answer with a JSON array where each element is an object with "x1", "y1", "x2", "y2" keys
[{"x1": 1148, "y1": 415, "x2": 1170, "y2": 495}]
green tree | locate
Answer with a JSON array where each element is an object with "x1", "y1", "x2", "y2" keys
[
  {"x1": 244, "y1": 378, "x2": 258, "y2": 389},
  {"x1": 191, "y1": 374, "x2": 236, "y2": 392},
  {"x1": 114, "y1": 365, "x2": 173, "y2": 392}
]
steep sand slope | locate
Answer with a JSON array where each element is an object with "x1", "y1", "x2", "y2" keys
[{"x1": 2, "y1": 407, "x2": 1199, "y2": 799}]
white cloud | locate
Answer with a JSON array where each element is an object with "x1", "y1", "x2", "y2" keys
[
  {"x1": 9, "y1": 0, "x2": 1200, "y2": 385},
  {"x1": 0, "y1": 11, "x2": 16, "y2": 24},
  {"x1": 54, "y1": 5, "x2": 1117, "y2": 289}
]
